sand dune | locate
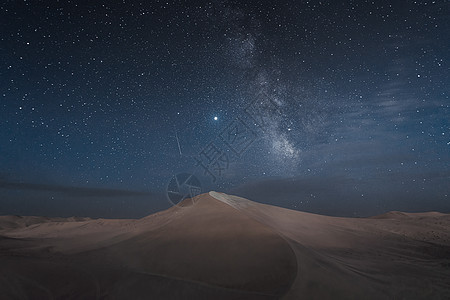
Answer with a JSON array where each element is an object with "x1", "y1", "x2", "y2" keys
[{"x1": 0, "y1": 192, "x2": 449, "y2": 299}]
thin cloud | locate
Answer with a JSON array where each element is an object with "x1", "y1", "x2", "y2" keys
[{"x1": 0, "y1": 180, "x2": 151, "y2": 198}]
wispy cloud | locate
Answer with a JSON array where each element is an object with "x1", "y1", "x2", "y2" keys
[
  {"x1": 229, "y1": 170, "x2": 450, "y2": 217},
  {"x1": 0, "y1": 180, "x2": 151, "y2": 198}
]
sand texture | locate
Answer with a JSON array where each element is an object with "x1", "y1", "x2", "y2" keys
[{"x1": 0, "y1": 192, "x2": 449, "y2": 299}]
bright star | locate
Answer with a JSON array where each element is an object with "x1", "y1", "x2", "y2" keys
[{"x1": 214, "y1": 116, "x2": 218, "y2": 121}]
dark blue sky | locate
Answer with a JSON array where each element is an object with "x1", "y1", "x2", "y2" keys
[{"x1": 1, "y1": 0, "x2": 449, "y2": 218}]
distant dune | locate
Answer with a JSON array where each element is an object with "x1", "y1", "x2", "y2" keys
[{"x1": 1, "y1": 192, "x2": 449, "y2": 299}]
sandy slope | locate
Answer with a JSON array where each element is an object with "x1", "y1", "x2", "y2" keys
[{"x1": 0, "y1": 192, "x2": 449, "y2": 299}]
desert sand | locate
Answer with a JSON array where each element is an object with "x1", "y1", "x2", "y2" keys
[{"x1": 0, "y1": 192, "x2": 449, "y2": 299}]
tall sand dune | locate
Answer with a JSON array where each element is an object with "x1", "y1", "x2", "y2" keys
[{"x1": 0, "y1": 192, "x2": 449, "y2": 299}]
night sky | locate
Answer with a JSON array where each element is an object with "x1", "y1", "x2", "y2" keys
[{"x1": 1, "y1": 0, "x2": 449, "y2": 218}]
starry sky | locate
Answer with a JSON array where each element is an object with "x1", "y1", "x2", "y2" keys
[{"x1": 1, "y1": 0, "x2": 449, "y2": 218}]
